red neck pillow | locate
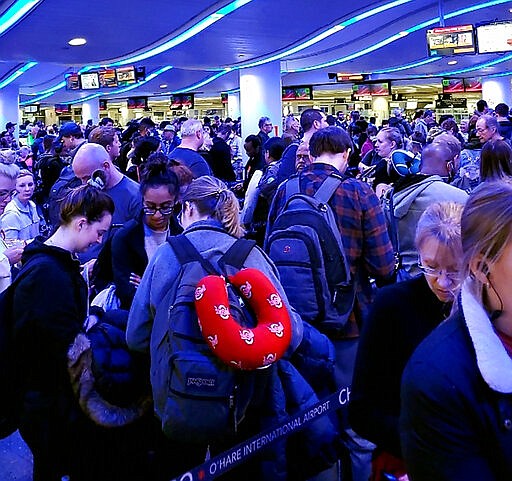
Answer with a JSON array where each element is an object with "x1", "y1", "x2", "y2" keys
[{"x1": 194, "y1": 268, "x2": 292, "y2": 370}]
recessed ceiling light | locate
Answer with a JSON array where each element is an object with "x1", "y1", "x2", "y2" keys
[
  {"x1": 398, "y1": 31, "x2": 409, "y2": 37},
  {"x1": 68, "y1": 37, "x2": 87, "y2": 46},
  {"x1": 509, "y1": 7, "x2": 512, "y2": 12},
  {"x1": 447, "y1": 60, "x2": 458, "y2": 65},
  {"x1": 159, "y1": 84, "x2": 168, "y2": 89}
]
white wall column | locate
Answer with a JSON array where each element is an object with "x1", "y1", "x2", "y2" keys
[
  {"x1": 372, "y1": 96, "x2": 389, "y2": 126},
  {"x1": 0, "y1": 84, "x2": 20, "y2": 141},
  {"x1": 227, "y1": 92, "x2": 240, "y2": 120},
  {"x1": 239, "y1": 61, "x2": 282, "y2": 141},
  {"x1": 81, "y1": 98, "x2": 100, "y2": 125},
  {"x1": 482, "y1": 76, "x2": 512, "y2": 109}
]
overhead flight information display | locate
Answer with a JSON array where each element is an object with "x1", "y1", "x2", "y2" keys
[{"x1": 427, "y1": 25, "x2": 476, "y2": 56}]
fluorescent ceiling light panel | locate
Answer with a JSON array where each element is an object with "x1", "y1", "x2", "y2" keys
[
  {"x1": 0, "y1": 0, "x2": 41, "y2": 36},
  {"x1": 0, "y1": 61, "x2": 37, "y2": 89},
  {"x1": 170, "y1": 69, "x2": 232, "y2": 94}
]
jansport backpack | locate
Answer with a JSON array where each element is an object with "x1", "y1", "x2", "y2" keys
[
  {"x1": 265, "y1": 173, "x2": 356, "y2": 336},
  {"x1": 150, "y1": 234, "x2": 262, "y2": 444}
]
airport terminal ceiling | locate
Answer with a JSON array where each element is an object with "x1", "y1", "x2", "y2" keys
[{"x1": 1, "y1": 0, "x2": 512, "y2": 106}]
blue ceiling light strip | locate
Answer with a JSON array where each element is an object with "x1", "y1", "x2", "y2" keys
[
  {"x1": 372, "y1": 56, "x2": 441, "y2": 74},
  {"x1": 169, "y1": 69, "x2": 233, "y2": 94},
  {"x1": 287, "y1": 0, "x2": 511, "y2": 72},
  {"x1": 107, "y1": 0, "x2": 253, "y2": 67},
  {"x1": 434, "y1": 53, "x2": 512, "y2": 76},
  {"x1": 28, "y1": 80, "x2": 67, "y2": 96},
  {"x1": 20, "y1": 90, "x2": 55, "y2": 105},
  {"x1": 0, "y1": 61, "x2": 37, "y2": 89},
  {"x1": 0, "y1": 0, "x2": 41, "y2": 36},
  {"x1": 236, "y1": 0, "x2": 413, "y2": 70}
]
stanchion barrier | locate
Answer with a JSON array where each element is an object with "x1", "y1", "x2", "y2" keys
[{"x1": 169, "y1": 385, "x2": 351, "y2": 481}]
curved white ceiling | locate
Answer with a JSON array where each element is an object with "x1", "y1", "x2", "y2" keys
[{"x1": 0, "y1": 0, "x2": 510, "y2": 105}]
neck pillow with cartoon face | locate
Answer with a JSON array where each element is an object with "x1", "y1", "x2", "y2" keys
[{"x1": 194, "y1": 268, "x2": 292, "y2": 370}]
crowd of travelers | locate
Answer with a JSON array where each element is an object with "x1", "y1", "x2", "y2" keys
[{"x1": 1, "y1": 98, "x2": 512, "y2": 481}]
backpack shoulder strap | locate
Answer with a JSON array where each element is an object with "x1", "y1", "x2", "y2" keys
[
  {"x1": 314, "y1": 174, "x2": 343, "y2": 204},
  {"x1": 168, "y1": 234, "x2": 219, "y2": 275},
  {"x1": 386, "y1": 188, "x2": 400, "y2": 253},
  {"x1": 284, "y1": 174, "x2": 301, "y2": 200},
  {"x1": 219, "y1": 239, "x2": 257, "y2": 270}
]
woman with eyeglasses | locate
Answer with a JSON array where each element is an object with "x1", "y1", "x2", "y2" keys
[
  {"x1": 0, "y1": 156, "x2": 23, "y2": 292},
  {"x1": 111, "y1": 153, "x2": 182, "y2": 310},
  {"x1": 401, "y1": 182, "x2": 512, "y2": 481},
  {"x1": 349, "y1": 201, "x2": 464, "y2": 481}
]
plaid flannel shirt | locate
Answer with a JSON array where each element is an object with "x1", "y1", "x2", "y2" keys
[{"x1": 267, "y1": 162, "x2": 395, "y2": 317}]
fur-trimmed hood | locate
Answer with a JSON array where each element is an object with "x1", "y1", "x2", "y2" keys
[
  {"x1": 460, "y1": 280, "x2": 512, "y2": 394},
  {"x1": 68, "y1": 332, "x2": 151, "y2": 427}
]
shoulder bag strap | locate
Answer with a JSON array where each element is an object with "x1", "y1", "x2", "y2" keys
[
  {"x1": 219, "y1": 238, "x2": 257, "y2": 271},
  {"x1": 168, "y1": 234, "x2": 219, "y2": 275},
  {"x1": 314, "y1": 174, "x2": 343, "y2": 204}
]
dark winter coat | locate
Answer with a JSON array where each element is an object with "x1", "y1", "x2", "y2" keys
[
  {"x1": 401, "y1": 280, "x2": 512, "y2": 481},
  {"x1": 349, "y1": 275, "x2": 450, "y2": 458}
]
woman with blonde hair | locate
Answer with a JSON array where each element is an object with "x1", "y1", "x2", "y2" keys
[
  {"x1": 350, "y1": 201, "x2": 464, "y2": 481},
  {"x1": 127, "y1": 175, "x2": 306, "y2": 480},
  {"x1": 0, "y1": 157, "x2": 22, "y2": 291},
  {"x1": 0, "y1": 169, "x2": 40, "y2": 242},
  {"x1": 401, "y1": 181, "x2": 512, "y2": 480}
]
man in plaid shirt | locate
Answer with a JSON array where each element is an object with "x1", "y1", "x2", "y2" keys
[
  {"x1": 267, "y1": 129, "x2": 395, "y2": 320},
  {"x1": 266, "y1": 126, "x2": 394, "y2": 481}
]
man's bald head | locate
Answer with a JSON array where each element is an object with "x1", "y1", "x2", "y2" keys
[
  {"x1": 420, "y1": 143, "x2": 452, "y2": 176},
  {"x1": 73, "y1": 143, "x2": 110, "y2": 184}
]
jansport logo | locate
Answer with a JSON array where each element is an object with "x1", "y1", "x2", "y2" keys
[{"x1": 187, "y1": 375, "x2": 217, "y2": 388}]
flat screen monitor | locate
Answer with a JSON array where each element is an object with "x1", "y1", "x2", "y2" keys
[
  {"x1": 55, "y1": 104, "x2": 70, "y2": 114},
  {"x1": 180, "y1": 94, "x2": 194, "y2": 109},
  {"x1": 282, "y1": 86, "x2": 313, "y2": 100},
  {"x1": 24, "y1": 105, "x2": 39, "y2": 114},
  {"x1": 442, "y1": 78, "x2": 465, "y2": 94},
  {"x1": 99, "y1": 69, "x2": 117, "y2": 88},
  {"x1": 476, "y1": 21, "x2": 512, "y2": 54},
  {"x1": 116, "y1": 66, "x2": 136, "y2": 86},
  {"x1": 370, "y1": 82, "x2": 390, "y2": 96},
  {"x1": 99, "y1": 99, "x2": 107, "y2": 111},
  {"x1": 352, "y1": 84, "x2": 371, "y2": 96},
  {"x1": 169, "y1": 94, "x2": 194, "y2": 109},
  {"x1": 282, "y1": 87, "x2": 296, "y2": 100},
  {"x1": 80, "y1": 72, "x2": 100, "y2": 90},
  {"x1": 464, "y1": 77, "x2": 482, "y2": 92},
  {"x1": 294, "y1": 86, "x2": 313, "y2": 100},
  {"x1": 127, "y1": 97, "x2": 148, "y2": 109},
  {"x1": 135, "y1": 66, "x2": 146, "y2": 82},
  {"x1": 65, "y1": 73, "x2": 80, "y2": 90},
  {"x1": 427, "y1": 24, "x2": 476, "y2": 56},
  {"x1": 221, "y1": 93, "x2": 228, "y2": 104}
]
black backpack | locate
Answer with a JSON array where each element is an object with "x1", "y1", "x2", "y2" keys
[
  {"x1": 0, "y1": 256, "x2": 45, "y2": 438},
  {"x1": 265, "y1": 173, "x2": 356, "y2": 336},
  {"x1": 150, "y1": 234, "x2": 261, "y2": 444},
  {"x1": 47, "y1": 166, "x2": 81, "y2": 231}
]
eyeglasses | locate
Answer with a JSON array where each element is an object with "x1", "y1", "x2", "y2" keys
[
  {"x1": 0, "y1": 189, "x2": 16, "y2": 200},
  {"x1": 417, "y1": 262, "x2": 461, "y2": 282},
  {"x1": 142, "y1": 204, "x2": 175, "y2": 216},
  {"x1": 296, "y1": 154, "x2": 310, "y2": 160}
]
